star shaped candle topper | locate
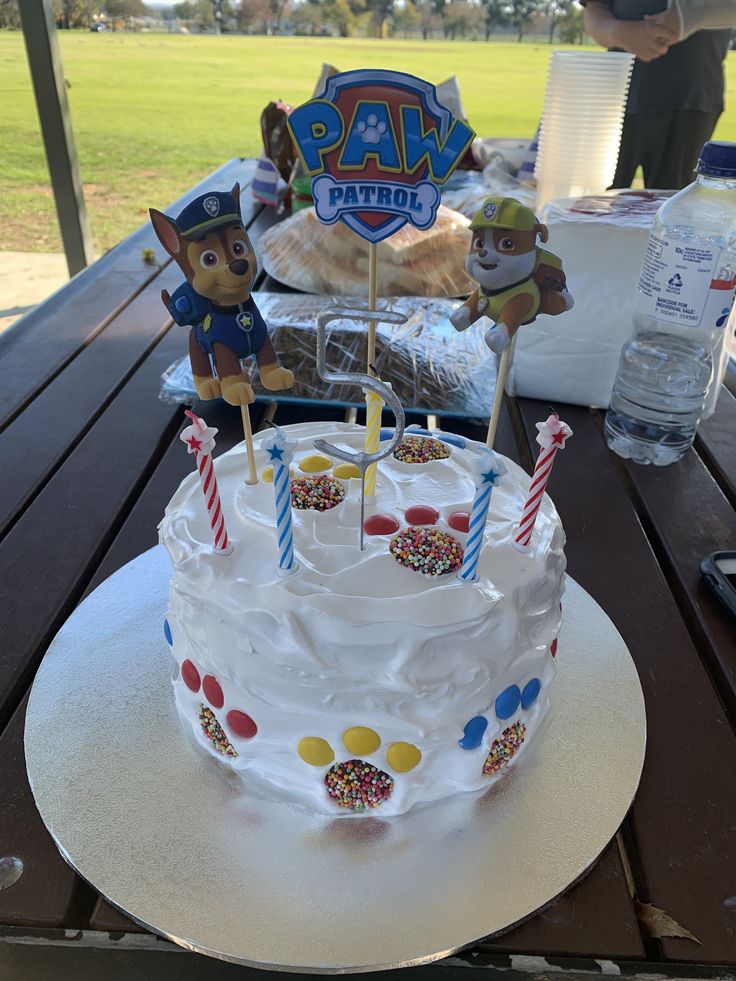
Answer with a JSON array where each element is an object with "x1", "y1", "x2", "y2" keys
[
  {"x1": 263, "y1": 424, "x2": 297, "y2": 468},
  {"x1": 179, "y1": 410, "x2": 219, "y2": 456},
  {"x1": 535, "y1": 414, "x2": 573, "y2": 451},
  {"x1": 482, "y1": 467, "x2": 503, "y2": 487},
  {"x1": 471, "y1": 447, "x2": 508, "y2": 487}
]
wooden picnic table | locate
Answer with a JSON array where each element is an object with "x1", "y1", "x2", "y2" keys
[{"x1": 0, "y1": 157, "x2": 735, "y2": 981}]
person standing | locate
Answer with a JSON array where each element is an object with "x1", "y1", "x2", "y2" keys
[{"x1": 583, "y1": 0, "x2": 734, "y2": 188}]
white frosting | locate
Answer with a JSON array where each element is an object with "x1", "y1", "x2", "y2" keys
[{"x1": 160, "y1": 422, "x2": 565, "y2": 817}]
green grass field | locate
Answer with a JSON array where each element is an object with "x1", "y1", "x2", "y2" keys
[{"x1": 1, "y1": 31, "x2": 735, "y2": 254}]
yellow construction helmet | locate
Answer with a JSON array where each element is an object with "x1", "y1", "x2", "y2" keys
[{"x1": 469, "y1": 196, "x2": 539, "y2": 233}]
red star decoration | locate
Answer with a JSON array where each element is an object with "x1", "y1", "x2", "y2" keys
[
  {"x1": 551, "y1": 430, "x2": 567, "y2": 446},
  {"x1": 186, "y1": 435, "x2": 202, "y2": 452}
]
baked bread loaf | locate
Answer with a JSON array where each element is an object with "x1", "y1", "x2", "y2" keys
[{"x1": 259, "y1": 206, "x2": 474, "y2": 297}]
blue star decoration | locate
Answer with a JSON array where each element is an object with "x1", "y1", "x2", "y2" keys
[
  {"x1": 481, "y1": 468, "x2": 502, "y2": 486},
  {"x1": 267, "y1": 444, "x2": 285, "y2": 461}
]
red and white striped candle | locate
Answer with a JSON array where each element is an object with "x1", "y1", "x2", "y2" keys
[
  {"x1": 514, "y1": 414, "x2": 572, "y2": 550},
  {"x1": 180, "y1": 409, "x2": 233, "y2": 555}
]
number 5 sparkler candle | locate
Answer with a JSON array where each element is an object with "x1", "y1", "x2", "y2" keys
[
  {"x1": 263, "y1": 425, "x2": 298, "y2": 577},
  {"x1": 288, "y1": 70, "x2": 474, "y2": 494},
  {"x1": 513, "y1": 413, "x2": 572, "y2": 551},
  {"x1": 313, "y1": 306, "x2": 406, "y2": 550},
  {"x1": 180, "y1": 409, "x2": 232, "y2": 555},
  {"x1": 458, "y1": 449, "x2": 507, "y2": 583}
]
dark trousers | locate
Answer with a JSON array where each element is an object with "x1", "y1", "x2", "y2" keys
[{"x1": 612, "y1": 109, "x2": 722, "y2": 190}]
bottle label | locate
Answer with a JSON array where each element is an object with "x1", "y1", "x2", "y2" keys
[{"x1": 638, "y1": 233, "x2": 736, "y2": 329}]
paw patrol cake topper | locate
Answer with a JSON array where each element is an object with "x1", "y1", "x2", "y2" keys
[
  {"x1": 450, "y1": 196, "x2": 574, "y2": 448},
  {"x1": 150, "y1": 182, "x2": 295, "y2": 485},
  {"x1": 287, "y1": 69, "x2": 474, "y2": 245}
]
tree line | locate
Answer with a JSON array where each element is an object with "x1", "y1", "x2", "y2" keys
[{"x1": 0, "y1": 0, "x2": 586, "y2": 43}]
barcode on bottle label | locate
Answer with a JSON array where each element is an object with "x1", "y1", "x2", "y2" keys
[{"x1": 637, "y1": 233, "x2": 734, "y2": 328}]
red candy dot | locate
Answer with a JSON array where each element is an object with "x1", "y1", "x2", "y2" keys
[
  {"x1": 551, "y1": 638, "x2": 558, "y2": 658},
  {"x1": 363, "y1": 513, "x2": 400, "y2": 536},
  {"x1": 405, "y1": 505, "x2": 439, "y2": 526},
  {"x1": 181, "y1": 660, "x2": 201, "y2": 693},
  {"x1": 448, "y1": 511, "x2": 471, "y2": 533},
  {"x1": 203, "y1": 675, "x2": 224, "y2": 709},
  {"x1": 227, "y1": 709, "x2": 258, "y2": 739}
]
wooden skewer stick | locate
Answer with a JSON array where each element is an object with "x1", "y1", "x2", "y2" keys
[
  {"x1": 240, "y1": 403, "x2": 258, "y2": 485},
  {"x1": 364, "y1": 242, "x2": 381, "y2": 498},
  {"x1": 486, "y1": 347, "x2": 511, "y2": 449}
]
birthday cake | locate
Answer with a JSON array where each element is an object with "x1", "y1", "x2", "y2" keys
[{"x1": 159, "y1": 422, "x2": 565, "y2": 817}]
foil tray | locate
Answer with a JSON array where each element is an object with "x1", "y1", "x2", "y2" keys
[{"x1": 25, "y1": 546, "x2": 646, "y2": 972}]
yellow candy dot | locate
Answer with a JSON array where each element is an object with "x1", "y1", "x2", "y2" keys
[
  {"x1": 299, "y1": 454, "x2": 333, "y2": 473},
  {"x1": 333, "y1": 463, "x2": 361, "y2": 480},
  {"x1": 343, "y1": 726, "x2": 381, "y2": 756},
  {"x1": 298, "y1": 737, "x2": 335, "y2": 767},
  {"x1": 262, "y1": 465, "x2": 294, "y2": 483},
  {"x1": 387, "y1": 742, "x2": 422, "y2": 773}
]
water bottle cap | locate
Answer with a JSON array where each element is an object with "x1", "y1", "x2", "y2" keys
[{"x1": 696, "y1": 141, "x2": 736, "y2": 178}]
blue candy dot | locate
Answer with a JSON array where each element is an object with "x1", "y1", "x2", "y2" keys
[
  {"x1": 459, "y1": 715, "x2": 488, "y2": 750},
  {"x1": 521, "y1": 678, "x2": 541, "y2": 709},
  {"x1": 163, "y1": 619, "x2": 173, "y2": 646},
  {"x1": 495, "y1": 685, "x2": 521, "y2": 720},
  {"x1": 439, "y1": 433, "x2": 466, "y2": 449},
  {"x1": 380, "y1": 428, "x2": 395, "y2": 441}
]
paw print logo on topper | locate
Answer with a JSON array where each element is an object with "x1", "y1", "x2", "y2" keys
[
  {"x1": 297, "y1": 727, "x2": 422, "y2": 811},
  {"x1": 364, "y1": 502, "x2": 470, "y2": 576},
  {"x1": 357, "y1": 114, "x2": 388, "y2": 146},
  {"x1": 178, "y1": 656, "x2": 258, "y2": 758}
]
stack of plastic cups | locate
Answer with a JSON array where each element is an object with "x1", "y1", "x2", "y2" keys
[{"x1": 535, "y1": 51, "x2": 634, "y2": 211}]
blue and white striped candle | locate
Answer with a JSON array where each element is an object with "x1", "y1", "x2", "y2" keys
[
  {"x1": 264, "y1": 427, "x2": 298, "y2": 577},
  {"x1": 458, "y1": 449, "x2": 507, "y2": 583}
]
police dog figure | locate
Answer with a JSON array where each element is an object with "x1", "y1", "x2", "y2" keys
[
  {"x1": 450, "y1": 196, "x2": 573, "y2": 353},
  {"x1": 150, "y1": 184, "x2": 294, "y2": 406}
]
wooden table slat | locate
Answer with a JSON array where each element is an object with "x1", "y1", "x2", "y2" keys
[
  {"x1": 516, "y1": 399, "x2": 736, "y2": 964},
  {"x1": 0, "y1": 327, "x2": 189, "y2": 734},
  {"x1": 482, "y1": 839, "x2": 644, "y2": 959},
  {"x1": 0, "y1": 265, "x2": 182, "y2": 542},
  {"x1": 622, "y1": 440, "x2": 736, "y2": 718},
  {"x1": 0, "y1": 697, "x2": 84, "y2": 927},
  {"x1": 697, "y1": 386, "x2": 736, "y2": 507},
  {"x1": 88, "y1": 898, "x2": 148, "y2": 935},
  {"x1": 0, "y1": 159, "x2": 258, "y2": 433}
]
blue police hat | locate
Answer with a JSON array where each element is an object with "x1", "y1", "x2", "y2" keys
[{"x1": 175, "y1": 190, "x2": 241, "y2": 239}]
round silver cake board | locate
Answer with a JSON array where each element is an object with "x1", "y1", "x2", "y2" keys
[{"x1": 25, "y1": 546, "x2": 646, "y2": 973}]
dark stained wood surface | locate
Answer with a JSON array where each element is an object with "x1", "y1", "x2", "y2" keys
[
  {"x1": 697, "y1": 388, "x2": 736, "y2": 506},
  {"x1": 0, "y1": 159, "x2": 734, "y2": 976},
  {"x1": 516, "y1": 401, "x2": 736, "y2": 965}
]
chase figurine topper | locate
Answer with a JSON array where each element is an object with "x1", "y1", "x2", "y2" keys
[
  {"x1": 450, "y1": 196, "x2": 573, "y2": 354},
  {"x1": 149, "y1": 183, "x2": 294, "y2": 406}
]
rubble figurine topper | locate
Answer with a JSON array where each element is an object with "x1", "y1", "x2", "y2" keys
[
  {"x1": 149, "y1": 183, "x2": 294, "y2": 406},
  {"x1": 450, "y1": 196, "x2": 574, "y2": 354}
]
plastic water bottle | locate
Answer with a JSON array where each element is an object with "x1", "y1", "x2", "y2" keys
[{"x1": 605, "y1": 141, "x2": 736, "y2": 466}]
